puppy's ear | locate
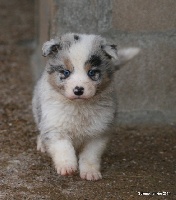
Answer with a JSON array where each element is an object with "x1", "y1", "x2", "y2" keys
[
  {"x1": 101, "y1": 44, "x2": 118, "y2": 60},
  {"x1": 42, "y1": 39, "x2": 61, "y2": 57},
  {"x1": 114, "y1": 48, "x2": 140, "y2": 70},
  {"x1": 102, "y1": 45, "x2": 140, "y2": 70}
]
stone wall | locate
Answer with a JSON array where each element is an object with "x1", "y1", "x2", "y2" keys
[{"x1": 32, "y1": 0, "x2": 176, "y2": 124}]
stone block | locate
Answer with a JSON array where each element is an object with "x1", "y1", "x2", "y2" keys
[
  {"x1": 114, "y1": 33, "x2": 176, "y2": 124},
  {"x1": 54, "y1": 0, "x2": 112, "y2": 35},
  {"x1": 112, "y1": 0, "x2": 176, "y2": 32}
]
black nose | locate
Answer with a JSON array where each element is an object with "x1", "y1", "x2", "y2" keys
[{"x1": 73, "y1": 86, "x2": 84, "y2": 96}]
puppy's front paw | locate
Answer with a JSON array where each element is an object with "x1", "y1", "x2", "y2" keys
[
  {"x1": 55, "y1": 162, "x2": 77, "y2": 176},
  {"x1": 80, "y1": 170, "x2": 102, "y2": 181}
]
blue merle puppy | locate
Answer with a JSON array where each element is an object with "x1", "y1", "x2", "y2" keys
[{"x1": 32, "y1": 33, "x2": 140, "y2": 180}]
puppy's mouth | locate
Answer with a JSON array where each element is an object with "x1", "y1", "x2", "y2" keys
[
  {"x1": 68, "y1": 96, "x2": 89, "y2": 100},
  {"x1": 65, "y1": 94, "x2": 94, "y2": 100}
]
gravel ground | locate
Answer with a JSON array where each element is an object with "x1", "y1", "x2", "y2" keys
[{"x1": 0, "y1": 1, "x2": 175, "y2": 199}]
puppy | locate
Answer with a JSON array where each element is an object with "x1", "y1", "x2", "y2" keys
[{"x1": 32, "y1": 33, "x2": 139, "y2": 181}]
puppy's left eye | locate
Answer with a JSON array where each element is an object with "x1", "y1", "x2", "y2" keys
[{"x1": 88, "y1": 69, "x2": 100, "y2": 81}]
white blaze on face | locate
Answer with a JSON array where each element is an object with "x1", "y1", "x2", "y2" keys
[
  {"x1": 63, "y1": 35, "x2": 98, "y2": 100},
  {"x1": 68, "y1": 34, "x2": 95, "y2": 67}
]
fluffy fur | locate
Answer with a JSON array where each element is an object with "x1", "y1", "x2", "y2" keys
[{"x1": 32, "y1": 33, "x2": 139, "y2": 180}]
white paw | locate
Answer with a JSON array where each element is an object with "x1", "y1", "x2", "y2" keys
[
  {"x1": 55, "y1": 163, "x2": 77, "y2": 176},
  {"x1": 80, "y1": 170, "x2": 102, "y2": 181}
]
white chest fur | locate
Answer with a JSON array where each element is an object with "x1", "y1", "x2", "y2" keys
[{"x1": 40, "y1": 95, "x2": 115, "y2": 138}]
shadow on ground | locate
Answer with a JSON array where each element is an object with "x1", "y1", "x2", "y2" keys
[{"x1": 0, "y1": 1, "x2": 175, "y2": 199}]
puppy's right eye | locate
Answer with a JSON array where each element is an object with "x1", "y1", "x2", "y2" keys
[
  {"x1": 63, "y1": 70, "x2": 70, "y2": 77},
  {"x1": 60, "y1": 69, "x2": 71, "y2": 79}
]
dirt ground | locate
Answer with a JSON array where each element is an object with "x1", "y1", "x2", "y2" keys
[{"x1": 0, "y1": 1, "x2": 175, "y2": 199}]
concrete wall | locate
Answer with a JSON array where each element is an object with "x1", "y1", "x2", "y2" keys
[{"x1": 32, "y1": 0, "x2": 176, "y2": 124}]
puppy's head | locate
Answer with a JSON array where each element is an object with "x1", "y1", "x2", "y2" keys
[{"x1": 42, "y1": 33, "x2": 140, "y2": 100}]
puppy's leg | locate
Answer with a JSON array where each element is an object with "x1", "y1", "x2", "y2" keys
[
  {"x1": 79, "y1": 136, "x2": 108, "y2": 181},
  {"x1": 42, "y1": 133, "x2": 77, "y2": 176},
  {"x1": 37, "y1": 135, "x2": 46, "y2": 153}
]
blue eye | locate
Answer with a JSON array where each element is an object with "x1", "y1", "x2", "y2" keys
[
  {"x1": 88, "y1": 70, "x2": 95, "y2": 77},
  {"x1": 88, "y1": 69, "x2": 100, "y2": 81},
  {"x1": 63, "y1": 70, "x2": 70, "y2": 77}
]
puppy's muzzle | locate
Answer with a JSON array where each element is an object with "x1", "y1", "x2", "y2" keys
[{"x1": 73, "y1": 86, "x2": 84, "y2": 96}]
